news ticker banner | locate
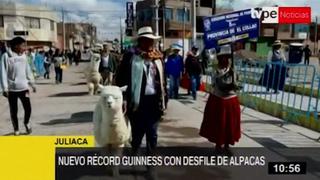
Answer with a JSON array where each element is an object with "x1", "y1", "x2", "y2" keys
[
  {"x1": 56, "y1": 147, "x2": 320, "y2": 180},
  {"x1": 0, "y1": 136, "x2": 94, "y2": 180},
  {"x1": 0, "y1": 136, "x2": 319, "y2": 180}
]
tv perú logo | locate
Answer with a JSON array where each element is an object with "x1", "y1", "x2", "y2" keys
[{"x1": 250, "y1": 7, "x2": 311, "y2": 24}]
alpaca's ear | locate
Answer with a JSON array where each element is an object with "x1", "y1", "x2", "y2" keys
[
  {"x1": 119, "y1": 85, "x2": 128, "y2": 92},
  {"x1": 98, "y1": 84, "x2": 104, "y2": 90}
]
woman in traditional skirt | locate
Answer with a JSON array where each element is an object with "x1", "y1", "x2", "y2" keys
[{"x1": 199, "y1": 47, "x2": 241, "y2": 153}]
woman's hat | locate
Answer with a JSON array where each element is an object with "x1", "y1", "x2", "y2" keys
[
  {"x1": 170, "y1": 43, "x2": 182, "y2": 51},
  {"x1": 217, "y1": 45, "x2": 232, "y2": 57},
  {"x1": 272, "y1": 40, "x2": 282, "y2": 46}
]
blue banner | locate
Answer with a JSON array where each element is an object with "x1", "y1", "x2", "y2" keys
[{"x1": 203, "y1": 9, "x2": 260, "y2": 49}]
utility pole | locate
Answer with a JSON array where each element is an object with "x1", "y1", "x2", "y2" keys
[
  {"x1": 120, "y1": 17, "x2": 123, "y2": 53},
  {"x1": 62, "y1": 8, "x2": 66, "y2": 50},
  {"x1": 191, "y1": 0, "x2": 196, "y2": 45},
  {"x1": 183, "y1": 1, "x2": 186, "y2": 59},
  {"x1": 213, "y1": 0, "x2": 216, "y2": 15},
  {"x1": 314, "y1": 16, "x2": 318, "y2": 54},
  {"x1": 162, "y1": 0, "x2": 166, "y2": 50},
  {"x1": 154, "y1": 0, "x2": 159, "y2": 36}
]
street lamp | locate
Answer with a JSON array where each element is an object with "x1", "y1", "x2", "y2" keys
[{"x1": 183, "y1": 1, "x2": 187, "y2": 58}]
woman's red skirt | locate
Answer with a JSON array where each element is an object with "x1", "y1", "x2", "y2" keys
[{"x1": 199, "y1": 94, "x2": 241, "y2": 146}]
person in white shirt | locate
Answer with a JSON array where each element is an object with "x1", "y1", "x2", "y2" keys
[{"x1": 0, "y1": 37, "x2": 36, "y2": 136}]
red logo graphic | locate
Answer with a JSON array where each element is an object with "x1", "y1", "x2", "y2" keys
[{"x1": 278, "y1": 7, "x2": 311, "y2": 24}]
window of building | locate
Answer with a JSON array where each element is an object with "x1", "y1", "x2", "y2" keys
[
  {"x1": 0, "y1": 16, "x2": 3, "y2": 27},
  {"x1": 165, "y1": 8, "x2": 173, "y2": 20},
  {"x1": 144, "y1": 9, "x2": 153, "y2": 21},
  {"x1": 278, "y1": 24, "x2": 290, "y2": 32},
  {"x1": 138, "y1": 11, "x2": 145, "y2": 22},
  {"x1": 50, "y1": 20, "x2": 54, "y2": 31},
  {"x1": 176, "y1": 8, "x2": 190, "y2": 22},
  {"x1": 25, "y1": 17, "x2": 40, "y2": 29},
  {"x1": 200, "y1": 0, "x2": 212, "y2": 8}
]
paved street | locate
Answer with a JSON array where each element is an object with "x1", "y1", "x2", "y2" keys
[{"x1": 0, "y1": 62, "x2": 319, "y2": 148}]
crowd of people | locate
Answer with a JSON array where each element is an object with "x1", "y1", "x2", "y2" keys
[{"x1": 0, "y1": 28, "x2": 242, "y2": 158}]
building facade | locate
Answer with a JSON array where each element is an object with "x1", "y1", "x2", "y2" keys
[
  {"x1": 133, "y1": 0, "x2": 229, "y2": 50},
  {"x1": 56, "y1": 23, "x2": 97, "y2": 51},
  {"x1": 0, "y1": 2, "x2": 58, "y2": 47}
]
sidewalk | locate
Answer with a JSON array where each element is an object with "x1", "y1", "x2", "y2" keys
[{"x1": 169, "y1": 88, "x2": 320, "y2": 148}]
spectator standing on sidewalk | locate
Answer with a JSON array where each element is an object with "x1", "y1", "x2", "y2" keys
[
  {"x1": 116, "y1": 26, "x2": 166, "y2": 158},
  {"x1": 165, "y1": 44, "x2": 184, "y2": 99},
  {"x1": 199, "y1": 46, "x2": 241, "y2": 154},
  {"x1": 53, "y1": 49, "x2": 65, "y2": 84},
  {"x1": 185, "y1": 45, "x2": 202, "y2": 100},
  {"x1": 303, "y1": 45, "x2": 312, "y2": 65},
  {"x1": 43, "y1": 52, "x2": 51, "y2": 79},
  {"x1": 0, "y1": 37, "x2": 36, "y2": 136}
]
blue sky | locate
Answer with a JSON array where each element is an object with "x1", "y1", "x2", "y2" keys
[{"x1": 10, "y1": 0, "x2": 320, "y2": 40}]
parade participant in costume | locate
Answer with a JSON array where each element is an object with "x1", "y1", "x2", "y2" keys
[
  {"x1": 260, "y1": 40, "x2": 286, "y2": 93},
  {"x1": 116, "y1": 26, "x2": 165, "y2": 155},
  {"x1": 116, "y1": 26, "x2": 165, "y2": 179},
  {"x1": 199, "y1": 45, "x2": 241, "y2": 153},
  {"x1": 0, "y1": 37, "x2": 36, "y2": 135},
  {"x1": 34, "y1": 50, "x2": 45, "y2": 78},
  {"x1": 26, "y1": 48, "x2": 37, "y2": 78},
  {"x1": 165, "y1": 44, "x2": 184, "y2": 99}
]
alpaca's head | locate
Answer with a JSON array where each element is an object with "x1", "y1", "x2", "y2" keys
[
  {"x1": 98, "y1": 85, "x2": 127, "y2": 112},
  {"x1": 89, "y1": 53, "x2": 101, "y2": 71}
]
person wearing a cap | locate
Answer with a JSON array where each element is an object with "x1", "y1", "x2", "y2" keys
[
  {"x1": 99, "y1": 43, "x2": 117, "y2": 85},
  {"x1": 116, "y1": 26, "x2": 165, "y2": 158},
  {"x1": 0, "y1": 37, "x2": 36, "y2": 135},
  {"x1": 262, "y1": 40, "x2": 286, "y2": 93},
  {"x1": 199, "y1": 46, "x2": 241, "y2": 153},
  {"x1": 185, "y1": 45, "x2": 202, "y2": 100},
  {"x1": 165, "y1": 44, "x2": 184, "y2": 99}
]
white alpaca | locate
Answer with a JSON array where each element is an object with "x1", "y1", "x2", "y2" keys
[
  {"x1": 93, "y1": 85, "x2": 131, "y2": 147},
  {"x1": 85, "y1": 52, "x2": 102, "y2": 95}
]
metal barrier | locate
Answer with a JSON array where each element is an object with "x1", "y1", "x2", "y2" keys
[{"x1": 233, "y1": 59, "x2": 319, "y2": 128}]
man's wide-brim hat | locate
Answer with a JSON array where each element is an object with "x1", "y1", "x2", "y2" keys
[
  {"x1": 102, "y1": 42, "x2": 114, "y2": 51},
  {"x1": 272, "y1": 40, "x2": 282, "y2": 46},
  {"x1": 137, "y1": 26, "x2": 161, "y2": 40}
]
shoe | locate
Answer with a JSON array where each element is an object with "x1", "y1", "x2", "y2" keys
[
  {"x1": 25, "y1": 123, "x2": 32, "y2": 134},
  {"x1": 14, "y1": 131, "x2": 20, "y2": 136}
]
